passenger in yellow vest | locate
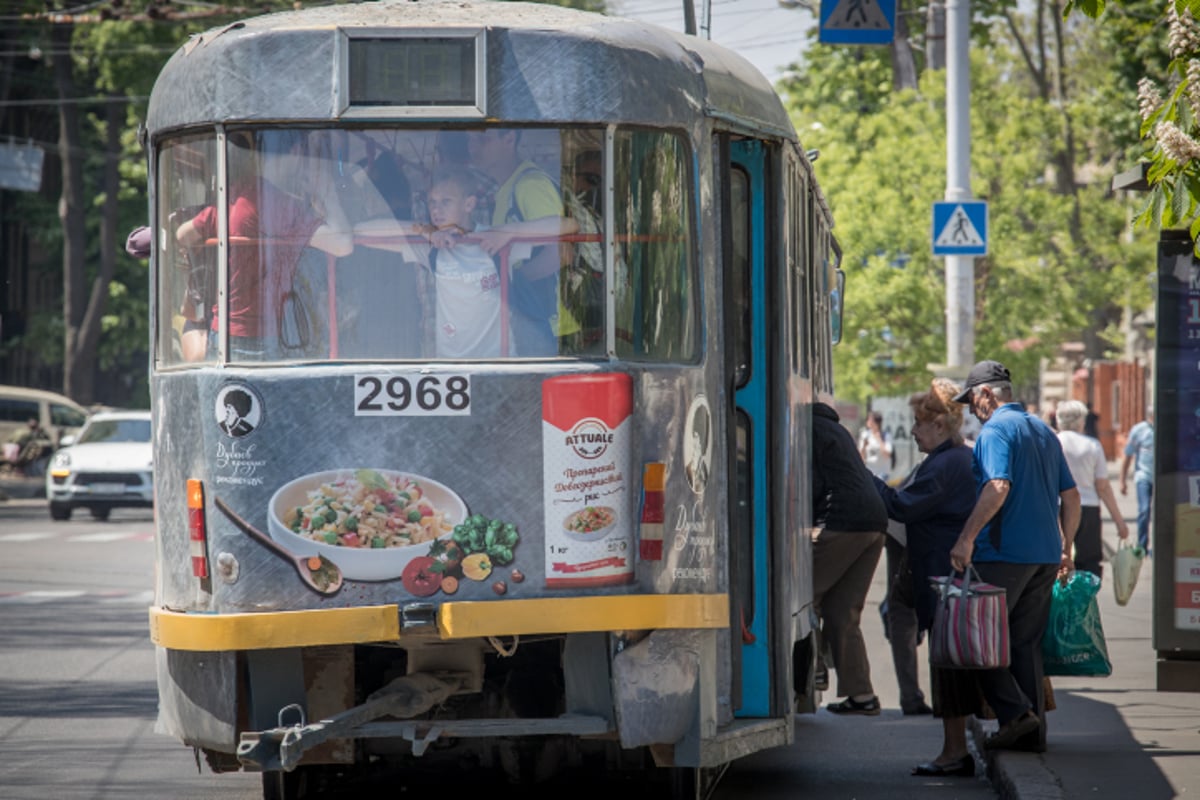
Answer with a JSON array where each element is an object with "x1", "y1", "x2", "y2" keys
[{"x1": 467, "y1": 129, "x2": 580, "y2": 355}]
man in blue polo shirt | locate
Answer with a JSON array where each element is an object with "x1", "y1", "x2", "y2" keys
[{"x1": 949, "y1": 360, "x2": 1080, "y2": 754}]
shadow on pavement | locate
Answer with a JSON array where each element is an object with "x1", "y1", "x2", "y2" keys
[{"x1": 1005, "y1": 688, "x2": 1180, "y2": 799}]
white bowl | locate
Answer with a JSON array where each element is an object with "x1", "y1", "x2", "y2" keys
[{"x1": 268, "y1": 468, "x2": 467, "y2": 581}]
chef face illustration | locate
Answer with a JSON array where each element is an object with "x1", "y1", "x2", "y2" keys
[{"x1": 684, "y1": 396, "x2": 711, "y2": 494}]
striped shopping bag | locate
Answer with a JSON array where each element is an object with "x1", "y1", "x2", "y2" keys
[{"x1": 929, "y1": 567, "x2": 1010, "y2": 669}]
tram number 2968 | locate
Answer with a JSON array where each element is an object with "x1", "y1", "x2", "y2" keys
[{"x1": 354, "y1": 374, "x2": 472, "y2": 416}]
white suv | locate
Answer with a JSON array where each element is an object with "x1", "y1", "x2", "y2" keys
[{"x1": 46, "y1": 410, "x2": 153, "y2": 521}]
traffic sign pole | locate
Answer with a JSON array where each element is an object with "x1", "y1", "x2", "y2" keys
[{"x1": 945, "y1": 0, "x2": 973, "y2": 369}]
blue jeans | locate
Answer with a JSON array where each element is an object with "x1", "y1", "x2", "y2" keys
[{"x1": 1136, "y1": 479, "x2": 1153, "y2": 551}]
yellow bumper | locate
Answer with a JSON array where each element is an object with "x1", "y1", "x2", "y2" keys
[{"x1": 149, "y1": 593, "x2": 729, "y2": 651}]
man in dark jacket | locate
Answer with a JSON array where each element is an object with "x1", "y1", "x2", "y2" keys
[{"x1": 812, "y1": 401, "x2": 890, "y2": 715}]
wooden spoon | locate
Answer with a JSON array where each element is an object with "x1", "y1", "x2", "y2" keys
[{"x1": 214, "y1": 496, "x2": 344, "y2": 596}]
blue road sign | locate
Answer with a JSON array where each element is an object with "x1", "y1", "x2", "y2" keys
[
  {"x1": 819, "y1": 0, "x2": 895, "y2": 45},
  {"x1": 932, "y1": 201, "x2": 988, "y2": 256}
]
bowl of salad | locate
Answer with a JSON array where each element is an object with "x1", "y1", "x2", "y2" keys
[{"x1": 269, "y1": 468, "x2": 466, "y2": 581}]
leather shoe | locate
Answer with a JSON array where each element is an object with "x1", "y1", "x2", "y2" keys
[
  {"x1": 903, "y1": 701, "x2": 934, "y2": 716},
  {"x1": 826, "y1": 695, "x2": 881, "y2": 715},
  {"x1": 984, "y1": 711, "x2": 1041, "y2": 750},
  {"x1": 911, "y1": 755, "x2": 975, "y2": 777}
]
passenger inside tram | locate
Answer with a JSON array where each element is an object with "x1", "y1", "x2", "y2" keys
[
  {"x1": 333, "y1": 140, "x2": 425, "y2": 359},
  {"x1": 356, "y1": 163, "x2": 580, "y2": 358},
  {"x1": 159, "y1": 128, "x2": 616, "y2": 363},
  {"x1": 173, "y1": 130, "x2": 353, "y2": 361}
]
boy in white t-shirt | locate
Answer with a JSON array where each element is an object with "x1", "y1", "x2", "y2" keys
[
  {"x1": 425, "y1": 168, "x2": 503, "y2": 358},
  {"x1": 357, "y1": 165, "x2": 578, "y2": 358}
]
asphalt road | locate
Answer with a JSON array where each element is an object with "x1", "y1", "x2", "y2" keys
[
  {"x1": 0, "y1": 493, "x2": 997, "y2": 800},
  {"x1": 0, "y1": 499, "x2": 262, "y2": 800}
]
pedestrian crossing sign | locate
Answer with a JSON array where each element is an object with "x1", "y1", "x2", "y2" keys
[
  {"x1": 819, "y1": 0, "x2": 895, "y2": 45},
  {"x1": 932, "y1": 201, "x2": 988, "y2": 256}
]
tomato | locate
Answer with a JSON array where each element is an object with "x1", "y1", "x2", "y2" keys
[{"x1": 401, "y1": 556, "x2": 442, "y2": 597}]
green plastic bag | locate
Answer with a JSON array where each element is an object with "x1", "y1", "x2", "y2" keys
[{"x1": 1042, "y1": 571, "x2": 1112, "y2": 677}]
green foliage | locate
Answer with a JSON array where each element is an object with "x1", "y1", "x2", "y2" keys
[
  {"x1": 1070, "y1": 0, "x2": 1200, "y2": 20},
  {"x1": 783, "y1": 16, "x2": 1156, "y2": 404},
  {"x1": 1070, "y1": 0, "x2": 1200, "y2": 251}
]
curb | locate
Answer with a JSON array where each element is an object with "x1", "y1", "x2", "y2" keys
[{"x1": 970, "y1": 717, "x2": 1065, "y2": 800}]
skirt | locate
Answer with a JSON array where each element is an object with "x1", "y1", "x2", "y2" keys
[{"x1": 931, "y1": 664, "x2": 985, "y2": 718}]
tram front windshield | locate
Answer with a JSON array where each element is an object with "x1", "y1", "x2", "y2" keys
[{"x1": 155, "y1": 127, "x2": 696, "y2": 366}]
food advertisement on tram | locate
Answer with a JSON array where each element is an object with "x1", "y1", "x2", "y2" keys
[{"x1": 157, "y1": 366, "x2": 719, "y2": 609}]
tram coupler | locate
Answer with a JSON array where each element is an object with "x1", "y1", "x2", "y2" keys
[{"x1": 236, "y1": 671, "x2": 468, "y2": 772}]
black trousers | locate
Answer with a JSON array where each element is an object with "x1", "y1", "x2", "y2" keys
[
  {"x1": 972, "y1": 561, "x2": 1057, "y2": 745},
  {"x1": 1073, "y1": 506, "x2": 1103, "y2": 579}
]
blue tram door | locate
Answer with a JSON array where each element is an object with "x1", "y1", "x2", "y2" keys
[{"x1": 725, "y1": 139, "x2": 773, "y2": 717}]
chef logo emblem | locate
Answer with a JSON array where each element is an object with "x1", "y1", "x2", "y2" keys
[{"x1": 215, "y1": 383, "x2": 262, "y2": 439}]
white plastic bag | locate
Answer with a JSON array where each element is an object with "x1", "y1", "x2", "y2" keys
[{"x1": 1112, "y1": 540, "x2": 1145, "y2": 606}]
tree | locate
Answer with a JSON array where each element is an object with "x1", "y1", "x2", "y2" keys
[
  {"x1": 779, "y1": 1, "x2": 1156, "y2": 403},
  {"x1": 1069, "y1": 0, "x2": 1200, "y2": 246},
  {"x1": 6, "y1": 2, "x2": 260, "y2": 403},
  {"x1": 2, "y1": 0, "x2": 612, "y2": 403}
]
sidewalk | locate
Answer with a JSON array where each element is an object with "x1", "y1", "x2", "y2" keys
[
  {"x1": 0, "y1": 475, "x2": 45, "y2": 501},
  {"x1": 972, "y1": 461, "x2": 1200, "y2": 800}
]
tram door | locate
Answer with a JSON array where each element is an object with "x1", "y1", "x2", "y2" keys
[{"x1": 726, "y1": 138, "x2": 774, "y2": 717}]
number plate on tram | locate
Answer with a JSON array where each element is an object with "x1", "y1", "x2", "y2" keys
[{"x1": 354, "y1": 374, "x2": 472, "y2": 416}]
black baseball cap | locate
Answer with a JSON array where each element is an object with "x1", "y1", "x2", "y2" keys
[{"x1": 952, "y1": 360, "x2": 1011, "y2": 403}]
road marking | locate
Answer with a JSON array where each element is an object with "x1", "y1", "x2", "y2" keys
[
  {"x1": 69, "y1": 532, "x2": 139, "y2": 543},
  {"x1": 0, "y1": 532, "x2": 153, "y2": 543},
  {"x1": 0, "y1": 589, "x2": 152, "y2": 604}
]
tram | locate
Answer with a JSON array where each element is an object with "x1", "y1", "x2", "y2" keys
[{"x1": 143, "y1": 2, "x2": 844, "y2": 797}]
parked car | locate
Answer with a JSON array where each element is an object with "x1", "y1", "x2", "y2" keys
[
  {"x1": 46, "y1": 410, "x2": 153, "y2": 521},
  {"x1": 0, "y1": 384, "x2": 89, "y2": 449}
]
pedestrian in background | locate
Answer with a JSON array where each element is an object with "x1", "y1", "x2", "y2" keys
[
  {"x1": 876, "y1": 454, "x2": 930, "y2": 721},
  {"x1": 879, "y1": 481, "x2": 930, "y2": 718},
  {"x1": 950, "y1": 360, "x2": 1081, "y2": 753},
  {"x1": 812, "y1": 401, "x2": 889, "y2": 716},
  {"x1": 858, "y1": 410, "x2": 894, "y2": 481},
  {"x1": 1040, "y1": 400, "x2": 1058, "y2": 431},
  {"x1": 873, "y1": 378, "x2": 980, "y2": 776},
  {"x1": 1056, "y1": 399, "x2": 1129, "y2": 578},
  {"x1": 1120, "y1": 406, "x2": 1155, "y2": 554}
]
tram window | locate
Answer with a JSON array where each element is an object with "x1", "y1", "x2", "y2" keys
[
  {"x1": 155, "y1": 126, "x2": 612, "y2": 365},
  {"x1": 830, "y1": 246, "x2": 845, "y2": 345},
  {"x1": 730, "y1": 167, "x2": 751, "y2": 387},
  {"x1": 787, "y1": 159, "x2": 805, "y2": 377},
  {"x1": 156, "y1": 134, "x2": 219, "y2": 367},
  {"x1": 613, "y1": 130, "x2": 698, "y2": 362}
]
